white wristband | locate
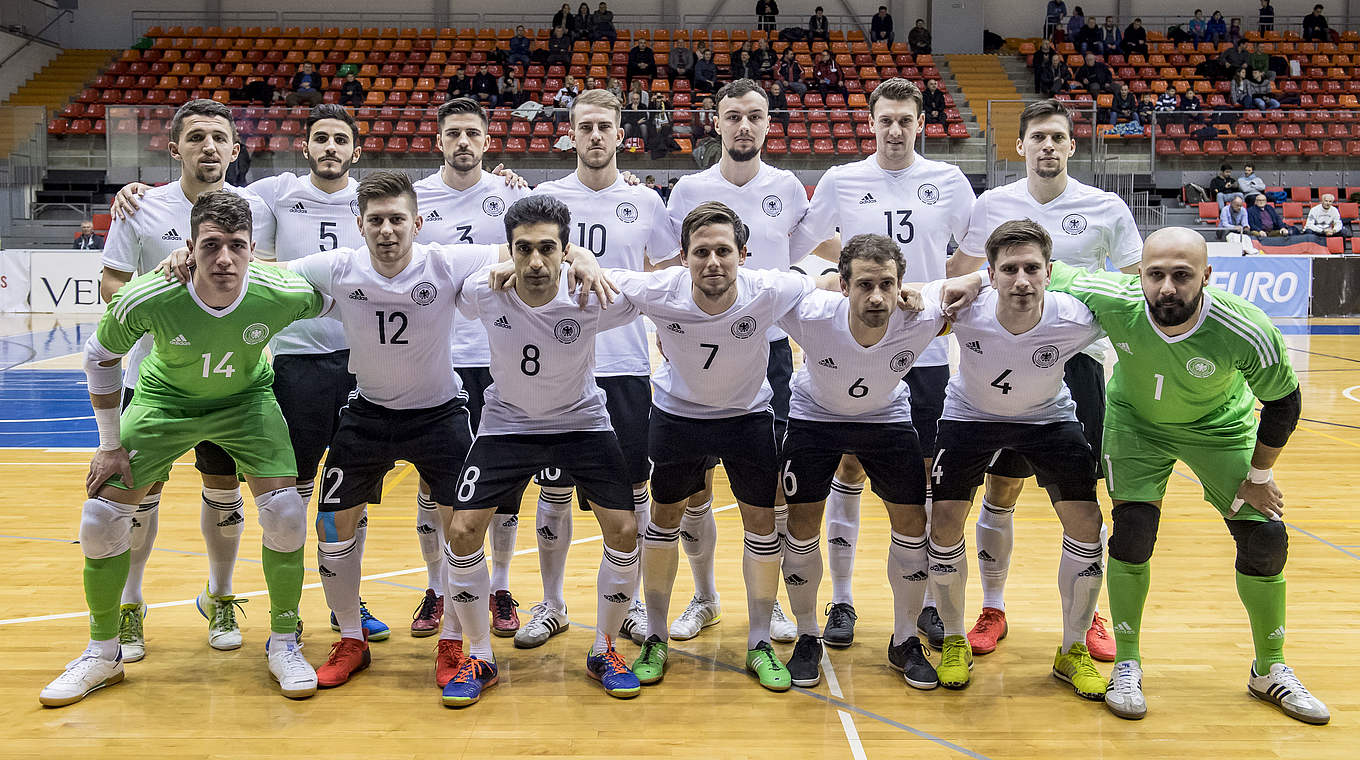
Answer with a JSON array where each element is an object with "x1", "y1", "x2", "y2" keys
[
  {"x1": 1248, "y1": 466, "x2": 1272, "y2": 484},
  {"x1": 93, "y1": 405, "x2": 122, "y2": 451}
]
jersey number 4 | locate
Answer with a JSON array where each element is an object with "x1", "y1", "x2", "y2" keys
[{"x1": 990, "y1": 369, "x2": 1013, "y2": 395}]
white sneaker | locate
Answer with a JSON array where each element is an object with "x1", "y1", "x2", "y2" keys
[
  {"x1": 1248, "y1": 661, "x2": 1330, "y2": 725},
  {"x1": 769, "y1": 600, "x2": 797, "y2": 644},
  {"x1": 39, "y1": 650, "x2": 125, "y2": 707},
  {"x1": 619, "y1": 600, "x2": 647, "y2": 646},
  {"x1": 669, "y1": 595, "x2": 721, "y2": 640},
  {"x1": 196, "y1": 587, "x2": 244, "y2": 651},
  {"x1": 267, "y1": 642, "x2": 317, "y2": 700},
  {"x1": 513, "y1": 602, "x2": 570, "y2": 649},
  {"x1": 118, "y1": 603, "x2": 146, "y2": 663},
  {"x1": 1104, "y1": 659, "x2": 1147, "y2": 720}
]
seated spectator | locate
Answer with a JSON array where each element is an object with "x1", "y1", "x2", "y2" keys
[
  {"x1": 227, "y1": 140, "x2": 250, "y2": 186},
  {"x1": 695, "y1": 96, "x2": 718, "y2": 140},
  {"x1": 1239, "y1": 163, "x2": 1266, "y2": 195},
  {"x1": 1038, "y1": 55, "x2": 1070, "y2": 97},
  {"x1": 769, "y1": 81, "x2": 790, "y2": 128},
  {"x1": 1221, "y1": 40, "x2": 1249, "y2": 73},
  {"x1": 1178, "y1": 88, "x2": 1204, "y2": 125},
  {"x1": 1032, "y1": 39, "x2": 1057, "y2": 90},
  {"x1": 339, "y1": 72, "x2": 365, "y2": 108},
  {"x1": 694, "y1": 49, "x2": 718, "y2": 93},
  {"x1": 813, "y1": 50, "x2": 846, "y2": 96},
  {"x1": 1075, "y1": 51, "x2": 1112, "y2": 95},
  {"x1": 1248, "y1": 192, "x2": 1296, "y2": 236},
  {"x1": 1209, "y1": 163, "x2": 1242, "y2": 206},
  {"x1": 1302, "y1": 4, "x2": 1329, "y2": 43},
  {"x1": 808, "y1": 6, "x2": 830, "y2": 42},
  {"x1": 285, "y1": 62, "x2": 324, "y2": 107},
  {"x1": 606, "y1": 77, "x2": 624, "y2": 100},
  {"x1": 922, "y1": 78, "x2": 947, "y2": 125},
  {"x1": 731, "y1": 50, "x2": 758, "y2": 81},
  {"x1": 1230, "y1": 67, "x2": 1253, "y2": 108},
  {"x1": 1305, "y1": 193, "x2": 1349, "y2": 236},
  {"x1": 547, "y1": 26, "x2": 572, "y2": 67},
  {"x1": 669, "y1": 42, "x2": 695, "y2": 81},
  {"x1": 1066, "y1": 6, "x2": 1086, "y2": 42},
  {"x1": 74, "y1": 220, "x2": 103, "y2": 250},
  {"x1": 629, "y1": 38, "x2": 657, "y2": 80},
  {"x1": 872, "y1": 7, "x2": 895, "y2": 46},
  {"x1": 753, "y1": 39, "x2": 776, "y2": 79},
  {"x1": 500, "y1": 75, "x2": 525, "y2": 106},
  {"x1": 777, "y1": 49, "x2": 807, "y2": 94},
  {"x1": 507, "y1": 26, "x2": 532, "y2": 69},
  {"x1": 622, "y1": 90, "x2": 649, "y2": 143},
  {"x1": 553, "y1": 75, "x2": 580, "y2": 122},
  {"x1": 1246, "y1": 69, "x2": 1280, "y2": 110},
  {"x1": 909, "y1": 19, "x2": 931, "y2": 55},
  {"x1": 1099, "y1": 16, "x2": 1122, "y2": 56},
  {"x1": 1227, "y1": 17, "x2": 1244, "y2": 45},
  {"x1": 1187, "y1": 10, "x2": 1207, "y2": 42},
  {"x1": 447, "y1": 69, "x2": 472, "y2": 100},
  {"x1": 646, "y1": 93, "x2": 676, "y2": 159},
  {"x1": 573, "y1": 3, "x2": 593, "y2": 41},
  {"x1": 590, "y1": 2, "x2": 617, "y2": 43},
  {"x1": 757, "y1": 0, "x2": 780, "y2": 33},
  {"x1": 1219, "y1": 195, "x2": 1252, "y2": 237},
  {"x1": 1155, "y1": 88, "x2": 1179, "y2": 123},
  {"x1": 1136, "y1": 92, "x2": 1155, "y2": 125},
  {"x1": 471, "y1": 64, "x2": 500, "y2": 107},
  {"x1": 1245, "y1": 41, "x2": 1275, "y2": 83},
  {"x1": 1045, "y1": 0, "x2": 1067, "y2": 40},
  {"x1": 1109, "y1": 82, "x2": 1138, "y2": 124},
  {"x1": 1074, "y1": 17, "x2": 1102, "y2": 53},
  {"x1": 1206, "y1": 11, "x2": 1228, "y2": 43},
  {"x1": 628, "y1": 78, "x2": 651, "y2": 108},
  {"x1": 553, "y1": 3, "x2": 574, "y2": 35},
  {"x1": 1122, "y1": 17, "x2": 1148, "y2": 56}
]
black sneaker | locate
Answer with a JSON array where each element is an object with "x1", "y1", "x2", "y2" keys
[
  {"x1": 917, "y1": 606, "x2": 945, "y2": 650},
  {"x1": 888, "y1": 635, "x2": 938, "y2": 690},
  {"x1": 785, "y1": 634, "x2": 823, "y2": 687},
  {"x1": 822, "y1": 602, "x2": 857, "y2": 648}
]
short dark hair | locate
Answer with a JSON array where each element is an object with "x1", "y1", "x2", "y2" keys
[
  {"x1": 1018, "y1": 98, "x2": 1074, "y2": 141},
  {"x1": 985, "y1": 219, "x2": 1052, "y2": 266},
  {"x1": 1220, "y1": 162, "x2": 1233, "y2": 171},
  {"x1": 170, "y1": 98, "x2": 236, "y2": 142},
  {"x1": 839, "y1": 233, "x2": 905, "y2": 281},
  {"x1": 715, "y1": 78, "x2": 769, "y2": 109},
  {"x1": 868, "y1": 78, "x2": 923, "y2": 118},
  {"x1": 681, "y1": 201, "x2": 749, "y2": 253},
  {"x1": 504, "y1": 195, "x2": 571, "y2": 248},
  {"x1": 190, "y1": 190, "x2": 252, "y2": 241},
  {"x1": 306, "y1": 103, "x2": 359, "y2": 141},
  {"x1": 437, "y1": 96, "x2": 490, "y2": 129},
  {"x1": 356, "y1": 170, "x2": 418, "y2": 215}
]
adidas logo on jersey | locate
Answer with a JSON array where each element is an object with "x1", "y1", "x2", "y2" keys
[
  {"x1": 665, "y1": 322, "x2": 685, "y2": 334},
  {"x1": 218, "y1": 511, "x2": 244, "y2": 528},
  {"x1": 977, "y1": 549, "x2": 995, "y2": 562},
  {"x1": 451, "y1": 591, "x2": 479, "y2": 604},
  {"x1": 858, "y1": 192, "x2": 878, "y2": 205},
  {"x1": 426, "y1": 209, "x2": 443, "y2": 222},
  {"x1": 537, "y1": 525, "x2": 557, "y2": 541},
  {"x1": 170, "y1": 334, "x2": 191, "y2": 346},
  {"x1": 928, "y1": 563, "x2": 958, "y2": 574},
  {"x1": 161, "y1": 228, "x2": 181, "y2": 241},
  {"x1": 1113, "y1": 621, "x2": 1135, "y2": 634},
  {"x1": 603, "y1": 592, "x2": 631, "y2": 603},
  {"x1": 318, "y1": 564, "x2": 336, "y2": 578},
  {"x1": 1268, "y1": 625, "x2": 1286, "y2": 640},
  {"x1": 783, "y1": 574, "x2": 808, "y2": 586},
  {"x1": 828, "y1": 537, "x2": 852, "y2": 547},
  {"x1": 416, "y1": 524, "x2": 436, "y2": 535},
  {"x1": 904, "y1": 570, "x2": 929, "y2": 582},
  {"x1": 965, "y1": 340, "x2": 983, "y2": 354},
  {"x1": 818, "y1": 357, "x2": 838, "y2": 369},
  {"x1": 1077, "y1": 562, "x2": 1103, "y2": 578},
  {"x1": 348, "y1": 289, "x2": 368, "y2": 301},
  {"x1": 1116, "y1": 342, "x2": 1133, "y2": 354},
  {"x1": 289, "y1": 202, "x2": 307, "y2": 214},
  {"x1": 493, "y1": 315, "x2": 512, "y2": 329}
]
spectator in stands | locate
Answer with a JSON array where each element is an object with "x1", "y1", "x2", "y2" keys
[
  {"x1": 1074, "y1": 16, "x2": 1102, "y2": 53},
  {"x1": 1064, "y1": 7, "x2": 1085, "y2": 42},
  {"x1": 553, "y1": 4, "x2": 574, "y2": 35},
  {"x1": 501, "y1": 75, "x2": 525, "y2": 105},
  {"x1": 553, "y1": 75, "x2": 580, "y2": 122},
  {"x1": 1239, "y1": 163, "x2": 1266, "y2": 195},
  {"x1": 1110, "y1": 82, "x2": 1138, "y2": 124},
  {"x1": 808, "y1": 6, "x2": 830, "y2": 42},
  {"x1": 813, "y1": 50, "x2": 846, "y2": 96},
  {"x1": 591, "y1": 2, "x2": 617, "y2": 43},
  {"x1": 339, "y1": 71, "x2": 365, "y2": 108},
  {"x1": 1219, "y1": 195, "x2": 1252, "y2": 237},
  {"x1": 695, "y1": 95, "x2": 718, "y2": 139},
  {"x1": 1305, "y1": 193, "x2": 1349, "y2": 236},
  {"x1": 471, "y1": 64, "x2": 500, "y2": 107},
  {"x1": 548, "y1": 26, "x2": 572, "y2": 67},
  {"x1": 1231, "y1": 67, "x2": 1254, "y2": 108},
  {"x1": 1246, "y1": 68, "x2": 1280, "y2": 109},
  {"x1": 606, "y1": 77, "x2": 624, "y2": 99},
  {"x1": 1245, "y1": 40, "x2": 1274, "y2": 82},
  {"x1": 622, "y1": 90, "x2": 648, "y2": 144},
  {"x1": 1188, "y1": 10, "x2": 1208, "y2": 42},
  {"x1": 573, "y1": 3, "x2": 593, "y2": 41},
  {"x1": 1303, "y1": 4, "x2": 1330, "y2": 42},
  {"x1": 757, "y1": 0, "x2": 780, "y2": 33},
  {"x1": 1248, "y1": 192, "x2": 1296, "y2": 236},
  {"x1": 1099, "y1": 16, "x2": 1122, "y2": 56},
  {"x1": 1122, "y1": 17, "x2": 1148, "y2": 55},
  {"x1": 646, "y1": 92, "x2": 675, "y2": 158},
  {"x1": 1206, "y1": 11, "x2": 1228, "y2": 43},
  {"x1": 447, "y1": 69, "x2": 472, "y2": 99},
  {"x1": 768, "y1": 81, "x2": 790, "y2": 128},
  {"x1": 508, "y1": 26, "x2": 532, "y2": 69},
  {"x1": 1038, "y1": 54, "x2": 1070, "y2": 97},
  {"x1": 694, "y1": 49, "x2": 718, "y2": 93},
  {"x1": 872, "y1": 7, "x2": 895, "y2": 45},
  {"x1": 731, "y1": 50, "x2": 758, "y2": 81},
  {"x1": 1075, "y1": 51, "x2": 1112, "y2": 96},
  {"x1": 1155, "y1": 88, "x2": 1179, "y2": 123},
  {"x1": 285, "y1": 62, "x2": 324, "y2": 107},
  {"x1": 923, "y1": 78, "x2": 947, "y2": 125},
  {"x1": 1136, "y1": 92, "x2": 1156, "y2": 125},
  {"x1": 909, "y1": 19, "x2": 932, "y2": 55},
  {"x1": 1221, "y1": 40, "x2": 1250, "y2": 73},
  {"x1": 1210, "y1": 163, "x2": 1243, "y2": 205},
  {"x1": 629, "y1": 38, "x2": 658, "y2": 80},
  {"x1": 777, "y1": 48, "x2": 807, "y2": 94},
  {"x1": 753, "y1": 39, "x2": 776, "y2": 78},
  {"x1": 627, "y1": 78, "x2": 651, "y2": 108},
  {"x1": 1259, "y1": 0, "x2": 1275, "y2": 33},
  {"x1": 1228, "y1": 17, "x2": 1244, "y2": 44},
  {"x1": 74, "y1": 220, "x2": 104, "y2": 250},
  {"x1": 669, "y1": 41, "x2": 695, "y2": 81},
  {"x1": 1045, "y1": 0, "x2": 1067, "y2": 40},
  {"x1": 1178, "y1": 88, "x2": 1204, "y2": 125}
]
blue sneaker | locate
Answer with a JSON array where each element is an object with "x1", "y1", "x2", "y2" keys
[
  {"x1": 586, "y1": 642, "x2": 641, "y2": 699},
  {"x1": 330, "y1": 599, "x2": 390, "y2": 642},
  {"x1": 441, "y1": 657, "x2": 498, "y2": 708}
]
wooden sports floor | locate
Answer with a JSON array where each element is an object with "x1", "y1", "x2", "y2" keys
[{"x1": 1, "y1": 315, "x2": 1357, "y2": 759}]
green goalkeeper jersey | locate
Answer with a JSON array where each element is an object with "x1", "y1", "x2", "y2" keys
[
  {"x1": 1048, "y1": 261, "x2": 1298, "y2": 443},
  {"x1": 97, "y1": 264, "x2": 326, "y2": 410}
]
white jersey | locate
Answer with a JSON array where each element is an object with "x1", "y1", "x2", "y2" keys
[
  {"x1": 101, "y1": 180, "x2": 272, "y2": 388},
  {"x1": 935, "y1": 284, "x2": 1103, "y2": 424},
  {"x1": 795, "y1": 154, "x2": 975, "y2": 367},
  {"x1": 778, "y1": 289, "x2": 946, "y2": 424},
  {"x1": 666, "y1": 161, "x2": 811, "y2": 341},
  {"x1": 612, "y1": 267, "x2": 814, "y2": 419},
  {"x1": 290, "y1": 242, "x2": 498, "y2": 409},
  {"x1": 249, "y1": 172, "x2": 361, "y2": 356},
  {"x1": 457, "y1": 265, "x2": 642, "y2": 435},
  {"x1": 414, "y1": 170, "x2": 532, "y2": 367},
  {"x1": 958, "y1": 176, "x2": 1141, "y2": 362},
  {"x1": 532, "y1": 173, "x2": 677, "y2": 376}
]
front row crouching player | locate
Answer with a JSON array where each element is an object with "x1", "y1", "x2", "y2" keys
[
  {"x1": 41, "y1": 191, "x2": 321, "y2": 706},
  {"x1": 441, "y1": 195, "x2": 641, "y2": 707}
]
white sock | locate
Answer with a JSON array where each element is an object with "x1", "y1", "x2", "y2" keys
[
  {"x1": 121, "y1": 493, "x2": 160, "y2": 605},
  {"x1": 269, "y1": 630, "x2": 300, "y2": 651},
  {"x1": 317, "y1": 536, "x2": 362, "y2": 639},
  {"x1": 446, "y1": 545, "x2": 493, "y2": 660},
  {"x1": 416, "y1": 492, "x2": 445, "y2": 592},
  {"x1": 641, "y1": 522, "x2": 680, "y2": 641},
  {"x1": 200, "y1": 487, "x2": 243, "y2": 596},
  {"x1": 921, "y1": 497, "x2": 936, "y2": 609},
  {"x1": 976, "y1": 498, "x2": 1015, "y2": 611},
  {"x1": 489, "y1": 512, "x2": 519, "y2": 593},
  {"x1": 887, "y1": 531, "x2": 928, "y2": 646},
  {"x1": 773, "y1": 504, "x2": 789, "y2": 539},
  {"x1": 631, "y1": 486, "x2": 649, "y2": 599},
  {"x1": 1059, "y1": 535, "x2": 1104, "y2": 650},
  {"x1": 825, "y1": 477, "x2": 863, "y2": 605},
  {"x1": 594, "y1": 544, "x2": 640, "y2": 653},
  {"x1": 743, "y1": 530, "x2": 782, "y2": 648},
  {"x1": 781, "y1": 533, "x2": 822, "y2": 637},
  {"x1": 536, "y1": 487, "x2": 574, "y2": 611},
  {"x1": 90, "y1": 637, "x2": 120, "y2": 660},
  {"x1": 927, "y1": 537, "x2": 968, "y2": 637},
  {"x1": 679, "y1": 499, "x2": 719, "y2": 602},
  {"x1": 296, "y1": 481, "x2": 315, "y2": 507},
  {"x1": 1097, "y1": 522, "x2": 1108, "y2": 615}
]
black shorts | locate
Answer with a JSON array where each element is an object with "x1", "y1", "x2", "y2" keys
[
  {"x1": 537, "y1": 374, "x2": 652, "y2": 509},
  {"x1": 456, "y1": 366, "x2": 494, "y2": 434},
  {"x1": 648, "y1": 406, "x2": 778, "y2": 508},
  {"x1": 767, "y1": 337, "x2": 793, "y2": 437},
  {"x1": 987, "y1": 353, "x2": 1107, "y2": 479},
  {"x1": 457, "y1": 431, "x2": 633, "y2": 512},
  {"x1": 273, "y1": 350, "x2": 356, "y2": 482},
  {"x1": 932, "y1": 420, "x2": 1097, "y2": 503},
  {"x1": 319, "y1": 394, "x2": 474, "y2": 511},
  {"x1": 122, "y1": 387, "x2": 238, "y2": 478},
  {"x1": 781, "y1": 418, "x2": 927, "y2": 506},
  {"x1": 905, "y1": 364, "x2": 949, "y2": 455}
]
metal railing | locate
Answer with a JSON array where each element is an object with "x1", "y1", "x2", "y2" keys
[
  {"x1": 0, "y1": 106, "x2": 49, "y2": 225},
  {"x1": 1048, "y1": 14, "x2": 1359, "y2": 38},
  {"x1": 0, "y1": 7, "x2": 69, "y2": 71}
]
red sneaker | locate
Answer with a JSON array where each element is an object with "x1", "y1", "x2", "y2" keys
[
  {"x1": 967, "y1": 607, "x2": 1008, "y2": 655},
  {"x1": 435, "y1": 638, "x2": 465, "y2": 687},
  {"x1": 316, "y1": 637, "x2": 370, "y2": 687},
  {"x1": 490, "y1": 590, "x2": 520, "y2": 637},
  {"x1": 411, "y1": 588, "x2": 443, "y2": 638},
  {"x1": 1086, "y1": 612, "x2": 1115, "y2": 662}
]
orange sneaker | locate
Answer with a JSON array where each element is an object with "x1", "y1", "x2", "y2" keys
[
  {"x1": 316, "y1": 637, "x2": 370, "y2": 688},
  {"x1": 435, "y1": 639, "x2": 465, "y2": 687},
  {"x1": 1086, "y1": 612, "x2": 1115, "y2": 662},
  {"x1": 967, "y1": 607, "x2": 1008, "y2": 655}
]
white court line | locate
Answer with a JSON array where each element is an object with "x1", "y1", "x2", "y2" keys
[
  {"x1": 822, "y1": 648, "x2": 867, "y2": 759},
  {"x1": 0, "y1": 415, "x2": 93, "y2": 423},
  {"x1": 1343, "y1": 385, "x2": 1360, "y2": 404}
]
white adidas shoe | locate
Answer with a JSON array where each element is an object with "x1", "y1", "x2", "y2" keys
[
  {"x1": 1104, "y1": 659, "x2": 1147, "y2": 720},
  {"x1": 513, "y1": 602, "x2": 570, "y2": 649},
  {"x1": 267, "y1": 642, "x2": 317, "y2": 700},
  {"x1": 669, "y1": 595, "x2": 721, "y2": 640},
  {"x1": 619, "y1": 600, "x2": 647, "y2": 646},
  {"x1": 39, "y1": 649, "x2": 125, "y2": 707},
  {"x1": 769, "y1": 600, "x2": 797, "y2": 644},
  {"x1": 1248, "y1": 662, "x2": 1330, "y2": 725},
  {"x1": 196, "y1": 588, "x2": 245, "y2": 651}
]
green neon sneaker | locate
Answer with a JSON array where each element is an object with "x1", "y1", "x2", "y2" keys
[
  {"x1": 632, "y1": 634, "x2": 668, "y2": 685},
  {"x1": 745, "y1": 641, "x2": 792, "y2": 692},
  {"x1": 1052, "y1": 643, "x2": 1105, "y2": 701},
  {"x1": 937, "y1": 635, "x2": 973, "y2": 690}
]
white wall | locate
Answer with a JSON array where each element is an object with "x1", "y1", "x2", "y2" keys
[{"x1": 0, "y1": 30, "x2": 61, "y2": 103}]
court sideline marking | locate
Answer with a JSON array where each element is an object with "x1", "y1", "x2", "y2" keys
[{"x1": 822, "y1": 649, "x2": 869, "y2": 760}]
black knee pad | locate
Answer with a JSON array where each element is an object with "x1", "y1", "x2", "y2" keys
[
  {"x1": 1109, "y1": 501, "x2": 1161, "y2": 563},
  {"x1": 1226, "y1": 519, "x2": 1289, "y2": 576}
]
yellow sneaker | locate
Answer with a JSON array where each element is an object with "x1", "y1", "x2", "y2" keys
[
  {"x1": 937, "y1": 635, "x2": 973, "y2": 690},
  {"x1": 1052, "y1": 643, "x2": 1105, "y2": 701}
]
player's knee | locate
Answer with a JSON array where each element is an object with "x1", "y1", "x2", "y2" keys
[
  {"x1": 1228, "y1": 519, "x2": 1288, "y2": 576},
  {"x1": 985, "y1": 475, "x2": 1024, "y2": 505},
  {"x1": 256, "y1": 487, "x2": 307, "y2": 553},
  {"x1": 79, "y1": 497, "x2": 135, "y2": 559},
  {"x1": 539, "y1": 485, "x2": 574, "y2": 512},
  {"x1": 834, "y1": 455, "x2": 865, "y2": 482},
  {"x1": 1108, "y1": 501, "x2": 1160, "y2": 563}
]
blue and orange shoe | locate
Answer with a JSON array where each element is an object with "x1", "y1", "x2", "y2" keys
[
  {"x1": 441, "y1": 657, "x2": 498, "y2": 708},
  {"x1": 586, "y1": 640, "x2": 641, "y2": 699},
  {"x1": 330, "y1": 599, "x2": 390, "y2": 642}
]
